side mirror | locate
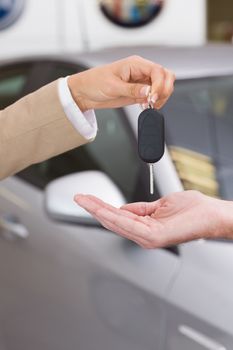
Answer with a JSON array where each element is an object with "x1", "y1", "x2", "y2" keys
[{"x1": 45, "y1": 171, "x2": 126, "y2": 226}]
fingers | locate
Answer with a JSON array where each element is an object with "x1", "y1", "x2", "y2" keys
[
  {"x1": 74, "y1": 194, "x2": 170, "y2": 249},
  {"x1": 74, "y1": 194, "x2": 151, "y2": 241},
  {"x1": 121, "y1": 200, "x2": 162, "y2": 216},
  {"x1": 113, "y1": 79, "x2": 151, "y2": 100},
  {"x1": 75, "y1": 194, "x2": 136, "y2": 219},
  {"x1": 70, "y1": 55, "x2": 175, "y2": 111},
  {"x1": 154, "y1": 69, "x2": 175, "y2": 109},
  {"x1": 116, "y1": 56, "x2": 175, "y2": 107},
  {"x1": 150, "y1": 68, "x2": 175, "y2": 109},
  {"x1": 93, "y1": 206, "x2": 150, "y2": 236},
  {"x1": 92, "y1": 216, "x2": 149, "y2": 247}
]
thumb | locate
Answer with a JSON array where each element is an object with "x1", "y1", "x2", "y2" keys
[
  {"x1": 118, "y1": 81, "x2": 151, "y2": 99},
  {"x1": 121, "y1": 201, "x2": 161, "y2": 216}
]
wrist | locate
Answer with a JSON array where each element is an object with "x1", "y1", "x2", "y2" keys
[
  {"x1": 210, "y1": 198, "x2": 233, "y2": 239},
  {"x1": 67, "y1": 74, "x2": 90, "y2": 113}
]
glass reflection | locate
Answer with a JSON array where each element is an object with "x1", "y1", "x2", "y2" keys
[{"x1": 100, "y1": 0, "x2": 164, "y2": 28}]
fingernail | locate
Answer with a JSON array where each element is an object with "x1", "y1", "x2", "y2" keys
[
  {"x1": 151, "y1": 93, "x2": 158, "y2": 104},
  {"x1": 74, "y1": 194, "x2": 86, "y2": 202},
  {"x1": 140, "y1": 103, "x2": 148, "y2": 110},
  {"x1": 140, "y1": 85, "x2": 150, "y2": 97}
]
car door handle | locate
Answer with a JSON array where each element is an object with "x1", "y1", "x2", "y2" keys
[
  {"x1": 0, "y1": 215, "x2": 29, "y2": 239},
  {"x1": 179, "y1": 325, "x2": 226, "y2": 350}
]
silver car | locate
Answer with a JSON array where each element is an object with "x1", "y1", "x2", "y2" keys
[{"x1": 0, "y1": 45, "x2": 233, "y2": 350}]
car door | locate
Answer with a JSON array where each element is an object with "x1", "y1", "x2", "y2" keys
[
  {"x1": 162, "y1": 77, "x2": 233, "y2": 349},
  {"x1": 0, "y1": 175, "x2": 180, "y2": 350},
  {"x1": 163, "y1": 241, "x2": 233, "y2": 349},
  {"x1": 0, "y1": 61, "x2": 180, "y2": 350}
]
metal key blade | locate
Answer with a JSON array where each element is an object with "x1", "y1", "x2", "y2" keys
[{"x1": 149, "y1": 163, "x2": 154, "y2": 195}]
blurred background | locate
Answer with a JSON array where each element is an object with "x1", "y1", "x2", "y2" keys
[
  {"x1": 0, "y1": 0, "x2": 207, "y2": 57},
  {"x1": 1, "y1": 2, "x2": 233, "y2": 350},
  {"x1": 0, "y1": 0, "x2": 232, "y2": 59},
  {"x1": 0, "y1": 0, "x2": 233, "y2": 56}
]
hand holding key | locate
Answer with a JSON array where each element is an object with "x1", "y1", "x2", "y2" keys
[{"x1": 68, "y1": 55, "x2": 175, "y2": 112}]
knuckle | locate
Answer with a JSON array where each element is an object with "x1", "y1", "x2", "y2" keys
[
  {"x1": 130, "y1": 55, "x2": 142, "y2": 62},
  {"x1": 156, "y1": 65, "x2": 165, "y2": 75}
]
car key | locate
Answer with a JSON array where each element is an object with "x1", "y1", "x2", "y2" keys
[{"x1": 138, "y1": 107, "x2": 165, "y2": 195}]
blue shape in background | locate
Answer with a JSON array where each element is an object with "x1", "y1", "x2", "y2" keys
[
  {"x1": 0, "y1": 0, "x2": 25, "y2": 30},
  {"x1": 0, "y1": 0, "x2": 14, "y2": 20}
]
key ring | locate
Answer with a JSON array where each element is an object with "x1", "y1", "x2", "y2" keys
[
  {"x1": 140, "y1": 88, "x2": 154, "y2": 110},
  {"x1": 147, "y1": 90, "x2": 154, "y2": 109}
]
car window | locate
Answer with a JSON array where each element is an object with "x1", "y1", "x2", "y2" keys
[
  {"x1": 162, "y1": 76, "x2": 233, "y2": 200},
  {"x1": 0, "y1": 65, "x2": 32, "y2": 109},
  {"x1": 47, "y1": 63, "x2": 82, "y2": 82},
  {"x1": 17, "y1": 108, "x2": 153, "y2": 202},
  {"x1": 35, "y1": 62, "x2": 85, "y2": 86}
]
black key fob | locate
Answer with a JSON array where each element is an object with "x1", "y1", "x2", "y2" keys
[{"x1": 138, "y1": 108, "x2": 165, "y2": 163}]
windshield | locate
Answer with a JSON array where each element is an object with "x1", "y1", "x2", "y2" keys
[{"x1": 162, "y1": 75, "x2": 233, "y2": 200}]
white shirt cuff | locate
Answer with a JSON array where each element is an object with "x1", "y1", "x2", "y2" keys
[{"x1": 58, "y1": 77, "x2": 98, "y2": 140}]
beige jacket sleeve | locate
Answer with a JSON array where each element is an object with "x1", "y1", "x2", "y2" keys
[{"x1": 0, "y1": 80, "x2": 91, "y2": 180}]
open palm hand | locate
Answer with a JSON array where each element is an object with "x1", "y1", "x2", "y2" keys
[{"x1": 74, "y1": 191, "x2": 230, "y2": 248}]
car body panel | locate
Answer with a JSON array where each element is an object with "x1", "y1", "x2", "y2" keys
[
  {"x1": 170, "y1": 241, "x2": 233, "y2": 335},
  {"x1": 74, "y1": 44, "x2": 233, "y2": 79},
  {"x1": 0, "y1": 176, "x2": 180, "y2": 350},
  {"x1": 1, "y1": 45, "x2": 233, "y2": 349},
  {"x1": 164, "y1": 241, "x2": 233, "y2": 348}
]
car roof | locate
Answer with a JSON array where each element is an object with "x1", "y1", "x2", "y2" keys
[
  {"x1": 1, "y1": 44, "x2": 233, "y2": 80},
  {"x1": 74, "y1": 44, "x2": 233, "y2": 79}
]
